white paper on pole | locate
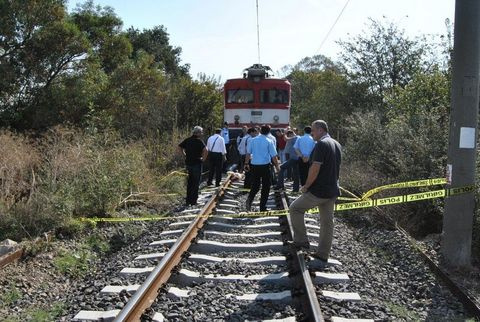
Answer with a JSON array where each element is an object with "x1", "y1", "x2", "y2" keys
[
  {"x1": 446, "y1": 164, "x2": 452, "y2": 185},
  {"x1": 459, "y1": 127, "x2": 475, "y2": 149}
]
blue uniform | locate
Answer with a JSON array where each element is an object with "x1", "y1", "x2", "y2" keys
[
  {"x1": 293, "y1": 134, "x2": 315, "y2": 158},
  {"x1": 221, "y1": 127, "x2": 230, "y2": 144},
  {"x1": 247, "y1": 135, "x2": 277, "y2": 165},
  {"x1": 285, "y1": 136, "x2": 299, "y2": 160}
]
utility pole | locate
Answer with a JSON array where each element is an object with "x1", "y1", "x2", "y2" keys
[{"x1": 442, "y1": 0, "x2": 480, "y2": 267}]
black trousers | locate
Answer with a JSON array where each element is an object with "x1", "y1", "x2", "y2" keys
[
  {"x1": 238, "y1": 154, "x2": 246, "y2": 172},
  {"x1": 298, "y1": 159, "x2": 309, "y2": 186},
  {"x1": 186, "y1": 163, "x2": 202, "y2": 205},
  {"x1": 222, "y1": 143, "x2": 231, "y2": 172},
  {"x1": 244, "y1": 164, "x2": 253, "y2": 188},
  {"x1": 248, "y1": 164, "x2": 271, "y2": 211},
  {"x1": 208, "y1": 152, "x2": 223, "y2": 186}
]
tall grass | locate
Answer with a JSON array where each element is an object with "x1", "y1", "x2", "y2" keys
[{"x1": 0, "y1": 127, "x2": 187, "y2": 241}]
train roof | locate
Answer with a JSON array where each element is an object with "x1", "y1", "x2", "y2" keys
[
  {"x1": 224, "y1": 64, "x2": 290, "y2": 85},
  {"x1": 224, "y1": 77, "x2": 290, "y2": 84}
]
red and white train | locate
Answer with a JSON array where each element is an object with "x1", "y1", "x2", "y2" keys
[{"x1": 223, "y1": 64, "x2": 291, "y2": 138}]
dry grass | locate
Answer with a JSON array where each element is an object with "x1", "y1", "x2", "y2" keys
[
  {"x1": 0, "y1": 127, "x2": 186, "y2": 241},
  {"x1": 0, "y1": 131, "x2": 40, "y2": 209}
]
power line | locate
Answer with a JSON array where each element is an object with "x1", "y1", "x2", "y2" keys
[
  {"x1": 256, "y1": 0, "x2": 261, "y2": 63},
  {"x1": 316, "y1": 0, "x2": 351, "y2": 54}
]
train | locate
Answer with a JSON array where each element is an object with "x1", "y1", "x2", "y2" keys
[{"x1": 223, "y1": 64, "x2": 291, "y2": 139}]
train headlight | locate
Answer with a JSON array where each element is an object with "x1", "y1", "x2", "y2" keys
[
  {"x1": 234, "y1": 114, "x2": 240, "y2": 124},
  {"x1": 273, "y1": 115, "x2": 279, "y2": 123}
]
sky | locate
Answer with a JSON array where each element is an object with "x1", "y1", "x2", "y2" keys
[{"x1": 67, "y1": 0, "x2": 455, "y2": 81}]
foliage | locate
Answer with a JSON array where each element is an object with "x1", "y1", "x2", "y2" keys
[
  {"x1": 85, "y1": 232, "x2": 110, "y2": 253},
  {"x1": 53, "y1": 232, "x2": 111, "y2": 277},
  {"x1": 0, "y1": 131, "x2": 39, "y2": 208},
  {"x1": 342, "y1": 70, "x2": 450, "y2": 235},
  {"x1": 338, "y1": 18, "x2": 433, "y2": 102},
  {"x1": 283, "y1": 19, "x2": 452, "y2": 237},
  {"x1": 0, "y1": 127, "x2": 179, "y2": 241},
  {"x1": 99, "y1": 51, "x2": 169, "y2": 138},
  {"x1": 53, "y1": 247, "x2": 92, "y2": 277},
  {"x1": 71, "y1": 0, "x2": 131, "y2": 74},
  {"x1": 0, "y1": 0, "x2": 90, "y2": 128},
  {"x1": 127, "y1": 25, "x2": 189, "y2": 76},
  {"x1": 0, "y1": 283, "x2": 22, "y2": 306},
  {"x1": 284, "y1": 55, "x2": 380, "y2": 138},
  {"x1": 26, "y1": 303, "x2": 65, "y2": 322},
  {"x1": 288, "y1": 68, "x2": 352, "y2": 134},
  {"x1": 175, "y1": 76, "x2": 224, "y2": 133},
  {"x1": 385, "y1": 302, "x2": 422, "y2": 321},
  {"x1": 0, "y1": 0, "x2": 222, "y2": 133}
]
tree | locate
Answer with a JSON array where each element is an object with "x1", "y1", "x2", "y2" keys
[
  {"x1": 70, "y1": 1, "x2": 132, "y2": 74},
  {"x1": 338, "y1": 19, "x2": 429, "y2": 99},
  {"x1": 0, "y1": 0, "x2": 90, "y2": 128},
  {"x1": 175, "y1": 76, "x2": 223, "y2": 132},
  {"x1": 282, "y1": 55, "x2": 377, "y2": 135},
  {"x1": 126, "y1": 26, "x2": 189, "y2": 77},
  {"x1": 98, "y1": 51, "x2": 169, "y2": 138}
]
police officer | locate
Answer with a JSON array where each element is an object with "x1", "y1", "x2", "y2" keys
[
  {"x1": 221, "y1": 122, "x2": 230, "y2": 172},
  {"x1": 240, "y1": 127, "x2": 258, "y2": 188},
  {"x1": 294, "y1": 126, "x2": 315, "y2": 186},
  {"x1": 244, "y1": 125, "x2": 280, "y2": 211}
]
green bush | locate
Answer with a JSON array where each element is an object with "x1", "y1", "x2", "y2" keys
[
  {"x1": 0, "y1": 127, "x2": 180, "y2": 241},
  {"x1": 342, "y1": 71, "x2": 449, "y2": 236}
]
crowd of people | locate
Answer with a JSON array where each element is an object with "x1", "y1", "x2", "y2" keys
[{"x1": 178, "y1": 120, "x2": 342, "y2": 262}]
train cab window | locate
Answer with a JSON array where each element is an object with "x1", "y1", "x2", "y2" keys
[
  {"x1": 260, "y1": 89, "x2": 289, "y2": 104},
  {"x1": 227, "y1": 89, "x2": 254, "y2": 104}
]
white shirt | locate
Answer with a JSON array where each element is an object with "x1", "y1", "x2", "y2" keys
[
  {"x1": 267, "y1": 133, "x2": 277, "y2": 147},
  {"x1": 238, "y1": 134, "x2": 251, "y2": 155},
  {"x1": 207, "y1": 134, "x2": 227, "y2": 154}
]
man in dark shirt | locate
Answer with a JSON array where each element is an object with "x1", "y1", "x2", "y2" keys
[
  {"x1": 288, "y1": 120, "x2": 341, "y2": 262},
  {"x1": 178, "y1": 126, "x2": 208, "y2": 206}
]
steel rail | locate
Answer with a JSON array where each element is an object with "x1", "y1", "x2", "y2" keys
[
  {"x1": 279, "y1": 191, "x2": 325, "y2": 322},
  {"x1": 341, "y1": 188, "x2": 480, "y2": 319},
  {"x1": 1, "y1": 231, "x2": 53, "y2": 269},
  {"x1": 0, "y1": 248, "x2": 23, "y2": 269},
  {"x1": 114, "y1": 173, "x2": 234, "y2": 322}
]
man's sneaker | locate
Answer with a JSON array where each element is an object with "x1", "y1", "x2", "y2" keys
[{"x1": 246, "y1": 198, "x2": 252, "y2": 211}]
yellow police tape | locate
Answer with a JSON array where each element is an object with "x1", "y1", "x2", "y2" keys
[
  {"x1": 158, "y1": 171, "x2": 189, "y2": 183},
  {"x1": 80, "y1": 178, "x2": 476, "y2": 222},
  {"x1": 361, "y1": 178, "x2": 447, "y2": 200}
]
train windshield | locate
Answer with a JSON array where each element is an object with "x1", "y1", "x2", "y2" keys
[
  {"x1": 227, "y1": 89, "x2": 254, "y2": 103},
  {"x1": 260, "y1": 89, "x2": 289, "y2": 104}
]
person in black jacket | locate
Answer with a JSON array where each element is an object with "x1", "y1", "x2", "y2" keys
[{"x1": 178, "y1": 126, "x2": 208, "y2": 206}]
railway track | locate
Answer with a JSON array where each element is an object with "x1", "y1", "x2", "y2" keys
[
  {"x1": 70, "y1": 171, "x2": 476, "y2": 321},
  {"x1": 72, "y1": 173, "x2": 378, "y2": 321}
]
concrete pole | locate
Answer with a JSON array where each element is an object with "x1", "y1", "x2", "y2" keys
[{"x1": 442, "y1": 0, "x2": 480, "y2": 267}]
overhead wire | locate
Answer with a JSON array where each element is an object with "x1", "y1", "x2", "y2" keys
[
  {"x1": 256, "y1": 0, "x2": 261, "y2": 63},
  {"x1": 316, "y1": 0, "x2": 351, "y2": 54}
]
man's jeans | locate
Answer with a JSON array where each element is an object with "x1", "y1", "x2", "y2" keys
[
  {"x1": 289, "y1": 192, "x2": 336, "y2": 259},
  {"x1": 276, "y1": 158, "x2": 299, "y2": 191}
]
